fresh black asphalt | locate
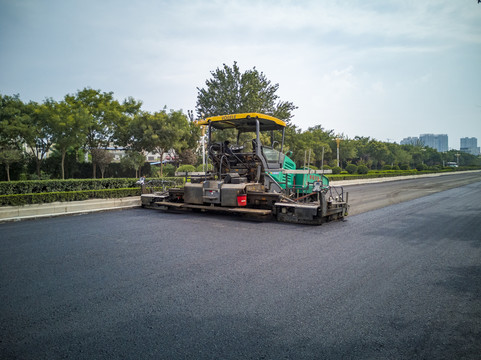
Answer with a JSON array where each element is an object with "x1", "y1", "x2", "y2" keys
[{"x1": 1, "y1": 181, "x2": 481, "y2": 359}]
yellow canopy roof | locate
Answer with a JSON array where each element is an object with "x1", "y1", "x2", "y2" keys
[{"x1": 196, "y1": 113, "x2": 286, "y2": 131}]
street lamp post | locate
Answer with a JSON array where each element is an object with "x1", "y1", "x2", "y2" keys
[{"x1": 336, "y1": 138, "x2": 341, "y2": 168}]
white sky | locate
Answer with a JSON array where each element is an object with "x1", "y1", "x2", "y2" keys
[{"x1": 1, "y1": 0, "x2": 480, "y2": 150}]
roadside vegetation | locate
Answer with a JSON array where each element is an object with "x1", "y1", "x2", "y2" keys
[{"x1": 1, "y1": 62, "x2": 479, "y2": 205}]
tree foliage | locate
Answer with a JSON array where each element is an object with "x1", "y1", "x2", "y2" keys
[
  {"x1": 120, "y1": 150, "x2": 145, "y2": 178},
  {"x1": 0, "y1": 88, "x2": 202, "y2": 180},
  {"x1": 0, "y1": 95, "x2": 26, "y2": 181},
  {"x1": 179, "y1": 148, "x2": 197, "y2": 165},
  {"x1": 66, "y1": 88, "x2": 125, "y2": 178},
  {"x1": 345, "y1": 164, "x2": 358, "y2": 174},
  {"x1": 196, "y1": 62, "x2": 297, "y2": 122},
  {"x1": 1, "y1": 79, "x2": 480, "y2": 181},
  {"x1": 0, "y1": 94, "x2": 24, "y2": 148},
  {"x1": 128, "y1": 109, "x2": 196, "y2": 175},
  {"x1": 50, "y1": 99, "x2": 89, "y2": 179},
  {"x1": 17, "y1": 99, "x2": 58, "y2": 177},
  {"x1": 90, "y1": 148, "x2": 114, "y2": 179},
  {"x1": 0, "y1": 149, "x2": 23, "y2": 181}
]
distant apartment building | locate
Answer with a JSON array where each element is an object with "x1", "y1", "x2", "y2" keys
[
  {"x1": 400, "y1": 137, "x2": 419, "y2": 146},
  {"x1": 419, "y1": 134, "x2": 448, "y2": 152},
  {"x1": 460, "y1": 137, "x2": 480, "y2": 156}
]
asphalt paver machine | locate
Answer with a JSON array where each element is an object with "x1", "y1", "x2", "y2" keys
[{"x1": 141, "y1": 113, "x2": 348, "y2": 224}]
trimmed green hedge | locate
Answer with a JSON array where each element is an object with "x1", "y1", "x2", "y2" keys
[
  {"x1": 0, "y1": 178, "x2": 137, "y2": 195},
  {"x1": 0, "y1": 188, "x2": 142, "y2": 206},
  {"x1": 345, "y1": 164, "x2": 358, "y2": 174},
  {"x1": 144, "y1": 177, "x2": 185, "y2": 189},
  {"x1": 0, "y1": 177, "x2": 183, "y2": 195},
  {"x1": 176, "y1": 164, "x2": 196, "y2": 173},
  {"x1": 357, "y1": 165, "x2": 369, "y2": 175},
  {"x1": 327, "y1": 168, "x2": 455, "y2": 181},
  {"x1": 0, "y1": 176, "x2": 186, "y2": 206}
]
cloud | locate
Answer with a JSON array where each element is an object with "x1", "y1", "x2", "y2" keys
[
  {"x1": 319, "y1": 66, "x2": 357, "y2": 104},
  {"x1": 152, "y1": 1, "x2": 481, "y2": 49},
  {"x1": 370, "y1": 81, "x2": 385, "y2": 94},
  {"x1": 1, "y1": 0, "x2": 479, "y2": 149}
]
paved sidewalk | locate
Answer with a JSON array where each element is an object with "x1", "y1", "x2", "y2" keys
[{"x1": 0, "y1": 197, "x2": 141, "y2": 223}]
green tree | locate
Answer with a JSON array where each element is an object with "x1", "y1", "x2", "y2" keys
[
  {"x1": 288, "y1": 125, "x2": 333, "y2": 168},
  {"x1": 357, "y1": 164, "x2": 369, "y2": 174},
  {"x1": 423, "y1": 147, "x2": 442, "y2": 167},
  {"x1": 66, "y1": 88, "x2": 124, "y2": 178},
  {"x1": 17, "y1": 100, "x2": 56, "y2": 177},
  {"x1": 337, "y1": 137, "x2": 358, "y2": 166},
  {"x1": 367, "y1": 140, "x2": 390, "y2": 169},
  {"x1": 353, "y1": 136, "x2": 372, "y2": 166},
  {"x1": 305, "y1": 125, "x2": 334, "y2": 167},
  {"x1": 90, "y1": 148, "x2": 114, "y2": 179},
  {"x1": 129, "y1": 110, "x2": 193, "y2": 176},
  {"x1": 196, "y1": 62, "x2": 297, "y2": 121},
  {"x1": 345, "y1": 163, "x2": 358, "y2": 174},
  {"x1": 0, "y1": 94, "x2": 26, "y2": 181},
  {"x1": 179, "y1": 148, "x2": 197, "y2": 165},
  {"x1": 0, "y1": 94, "x2": 24, "y2": 145},
  {"x1": 332, "y1": 166, "x2": 341, "y2": 174},
  {"x1": 120, "y1": 150, "x2": 145, "y2": 178},
  {"x1": 50, "y1": 99, "x2": 89, "y2": 179},
  {"x1": 111, "y1": 96, "x2": 143, "y2": 148},
  {"x1": 391, "y1": 146, "x2": 412, "y2": 168},
  {"x1": 167, "y1": 110, "x2": 200, "y2": 156},
  {"x1": 0, "y1": 149, "x2": 23, "y2": 181}
]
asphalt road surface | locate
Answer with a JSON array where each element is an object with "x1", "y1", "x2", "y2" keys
[
  {"x1": 1, "y1": 178, "x2": 481, "y2": 359},
  {"x1": 343, "y1": 170, "x2": 481, "y2": 215}
]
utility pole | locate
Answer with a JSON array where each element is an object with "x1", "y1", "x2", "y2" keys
[
  {"x1": 201, "y1": 126, "x2": 206, "y2": 172},
  {"x1": 336, "y1": 138, "x2": 341, "y2": 167}
]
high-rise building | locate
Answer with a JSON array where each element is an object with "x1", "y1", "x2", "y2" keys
[
  {"x1": 460, "y1": 137, "x2": 480, "y2": 156},
  {"x1": 400, "y1": 137, "x2": 419, "y2": 145},
  {"x1": 419, "y1": 134, "x2": 448, "y2": 152}
]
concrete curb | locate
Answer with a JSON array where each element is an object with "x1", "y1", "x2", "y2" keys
[{"x1": 0, "y1": 197, "x2": 141, "y2": 223}]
